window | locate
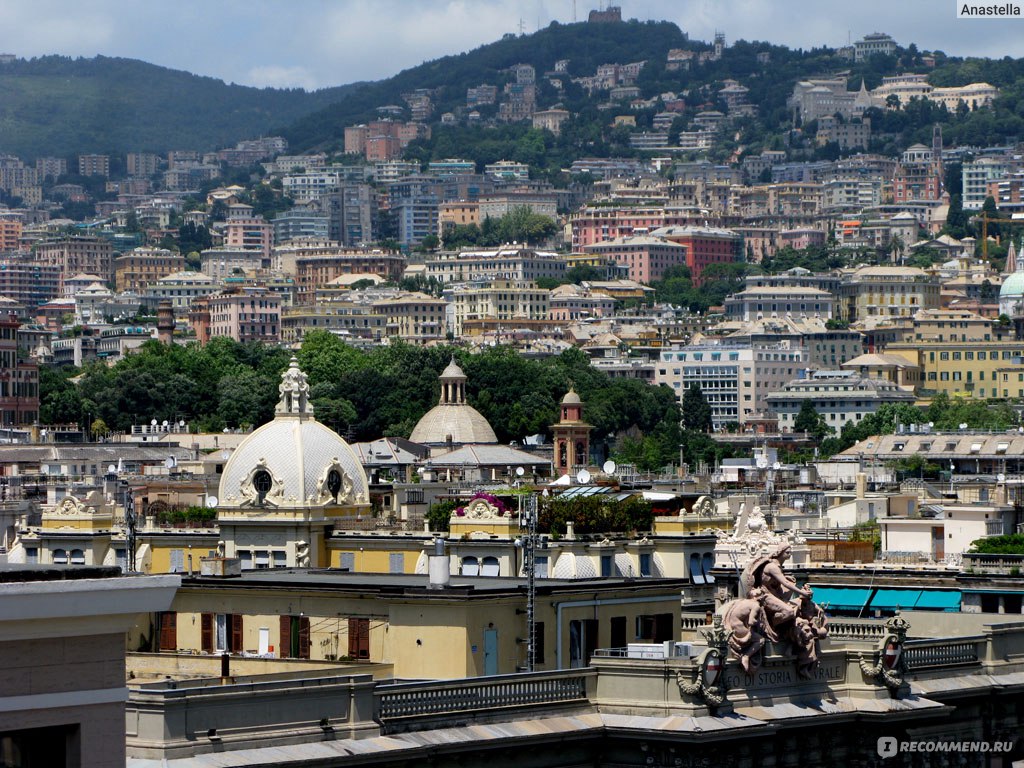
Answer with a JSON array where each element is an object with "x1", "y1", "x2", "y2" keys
[
  {"x1": 348, "y1": 618, "x2": 370, "y2": 660},
  {"x1": 600, "y1": 554, "x2": 613, "y2": 577},
  {"x1": 639, "y1": 552, "x2": 652, "y2": 577},
  {"x1": 253, "y1": 470, "x2": 273, "y2": 504},
  {"x1": 25, "y1": 547, "x2": 38, "y2": 564},
  {"x1": 169, "y1": 549, "x2": 185, "y2": 573},
  {"x1": 255, "y1": 551, "x2": 270, "y2": 569},
  {"x1": 532, "y1": 621, "x2": 546, "y2": 664},
  {"x1": 239, "y1": 551, "x2": 253, "y2": 570},
  {"x1": 52, "y1": 549, "x2": 68, "y2": 565},
  {"x1": 326, "y1": 469, "x2": 342, "y2": 501},
  {"x1": 388, "y1": 553, "x2": 404, "y2": 574},
  {"x1": 158, "y1": 612, "x2": 177, "y2": 651},
  {"x1": 461, "y1": 556, "x2": 479, "y2": 576},
  {"x1": 689, "y1": 552, "x2": 705, "y2": 584},
  {"x1": 339, "y1": 552, "x2": 355, "y2": 572},
  {"x1": 70, "y1": 549, "x2": 85, "y2": 565},
  {"x1": 481, "y1": 556, "x2": 500, "y2": 577}
]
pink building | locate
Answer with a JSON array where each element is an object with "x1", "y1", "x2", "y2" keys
[
  {"x1": 223, "y1": 206, "x2": 272, "y2": 262},
  {"x1": 208, "y1": 287, "x2": 281, "y2": 343},
  {"x1": 582, "y1": 236, "x2": 688, "y2": 284}
]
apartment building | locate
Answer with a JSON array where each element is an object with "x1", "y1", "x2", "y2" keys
[
  {"x1": 276, "y1": 242, "x2": 405, "y2": 304},
  {"x1": 838, "y1": 266, "x2": 941, "y2": 321},
  {"x1": 448, "y1": 280, "x2": 550, "y2": 337},
  {"x1": 425, "y1": 246, "x2": 566, "y2": 285},
  {"x1": 885, "y1": 340, "x2": 1024, "y2": 399},
  {"x1": 280, "y1": 302, "x2": 387, "y2": 344},
  {"x1": 32, "y1": 236, "x2": 114, "y2": 288},
  {"x1": 113, "y1": 247, "x2": 185, "y2": 293},
  {"x1": 548, "y1": 284, "x2": 616, "y2": 323},
  {"x1": 648, "y1": 225, "x2": 742, "y2": 286},
  {"x1": 126, "y1": 152, "x2": 160, "y2": 177},
  {"x1": 0, "y1": 211, "x2": 22, "y2": 252},
  {"x1": 723, "y1": 286, "x2": 835, "y2": 321},
  {"x1": 77, "y1": 154, "x2": 110, "y2": 177},
  {"x1": 141, "y1": 271, "x2": 218, "y2": 312},
  {"x1": 655, "y1": 341, "x2": 808, "y2": 429},
  {"x1": 223, "y1": 205, "x2": 273, "y2": 261},
  {"x1": 371, "y1": 292, "x2": 447, "y2": 344},
  {"x1": 0, "y1": 312, "x2": 39, "y2": 427},
  {"x1": 581, "y1": 235, "x2": 688, "y2": 284},
  {"x1": 208, "y1": 287, "x2": 281, "y2": 343},
  {"x1": 767, "y1": 370, "x2": 915, "y2": 434}
]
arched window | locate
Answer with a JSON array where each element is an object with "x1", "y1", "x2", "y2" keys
[
  {"x1": 70, "y1": 549, "x2": 86, "y2": 565},
  {"x1": 53, "y1": 549, "x2": 68, "y2": 565},
  {"x1": 461, "y1": 556, "x2": 479, "y2": 576},
  {"x1": 253, "y1": 470, "x2": 273, "y2": 504},
  {"x1": 702, "y1": 552, "x2": 715, "y2": 583},
  {"x1": 481, "y1": 556, "x2": 500, "y2": 577}
]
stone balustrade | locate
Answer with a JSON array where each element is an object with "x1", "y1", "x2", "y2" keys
[
  {"x1": 375, "y1": 669, "x2": 594, "y2": 731},
  {"x1": 827, "y1": 619, "x2": 887, "y2": 641},
  {"x1": 903, "y1": 637, "x2": 983, "y2": 669}
]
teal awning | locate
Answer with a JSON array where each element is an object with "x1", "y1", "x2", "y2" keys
[
  {"x1": 914, "y1": 590, "x2": 961, "y2": 611},
  {"x1": 868, "y1": 589, "x2": 922, "y2": 610},
  {"x1": 808, "y1": 586, "x2": 873, "y2": 611}
]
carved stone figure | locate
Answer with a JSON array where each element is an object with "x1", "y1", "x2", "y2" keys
[
  {"x1": 722, "y1": 587, "x2": 776, "y2": 673},
  {"x1": 720, "y1": 540, "x2": 828, "y2": 678},
  {"x1": 295, "y1": 540, "x2": 310, "y2": 567}
]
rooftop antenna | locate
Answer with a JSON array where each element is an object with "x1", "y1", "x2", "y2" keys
[
  {"x1": 572, "y1": 0, "x2": 577, "y2": 22},
  {"x1": 519, "y1": 17, "x2": 525, "y2": 35}
]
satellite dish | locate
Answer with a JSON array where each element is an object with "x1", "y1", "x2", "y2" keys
[
  {"x1": 221, "y1": 451, "x2": 230, "y2": 460},
  {"x1": 151, "y1": 419, "x2": 158, "y2": 426},
  {"x1": 998, "y1": 473, "x2": 1006, "y2": 483},
  {"x1": 576, "y1": 469, "x2": 591, "y2": 484},
  {"x1": 603, "y1": 459, "x2": 617, "y2": 474},
  {"x1": 772, "y1": 461, "x2": 782, "y2": 470},
  {"x1": 107, "y1": 464, "x2": 116, "y2": 474},
  {"x1": 178, "y1": 419, "x2": 185, "y2": 427},
  {"x1": 164, "y1": 457, "x2": 175, "y2": 469},
  {"x1": 959, "y1": 423, "x2": 968, "y2": 430},
  {"x1": 756, "y1": 457, "x2": 769, "y2": 469},
  {"x1": 162, "y1": 420, "x2": 168, "y2": 427},
  {"x1": 515, "y1": 466, "x2": 525, "y2": 477},
  {"x1": 206, "y1": 495, "x2": 218, "y2": 507}
]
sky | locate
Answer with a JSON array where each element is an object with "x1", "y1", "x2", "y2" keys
[{"x1": 2, "y1": 0, "x2": 1023, "y2": 91}]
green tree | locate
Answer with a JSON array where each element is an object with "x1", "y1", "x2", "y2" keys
[
  {"x1": 793, "y1": 400, "x2": 830, "y2": 439},
  {"x1": 682, "y1": 384, "x2": 713, "y2": 432}
]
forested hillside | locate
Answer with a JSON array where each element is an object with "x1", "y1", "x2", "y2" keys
[{"x1": 0, "y1": 56, "x2": 356, "y2": 158}]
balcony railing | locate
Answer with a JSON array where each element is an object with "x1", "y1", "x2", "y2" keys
[
  {"x1": 375, "y1": 669, "x2": 593, "y2": 730},
  {"x1": 904, "y1": 637, "x2": 983, "y2": 670}
]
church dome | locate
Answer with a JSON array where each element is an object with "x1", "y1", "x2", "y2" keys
[
  {"x1": 409, "y1": 358, "x2": 498, "y2": 445},
  {"x1": 1000, "y1": 272, "x2": 1024, "y2": 299},
  {"x1": 218, "y1": 358, "x2": 369, "y2": 509},
  {"x1": 561, "y1": 388, "x2": 582, "y2": 406}
]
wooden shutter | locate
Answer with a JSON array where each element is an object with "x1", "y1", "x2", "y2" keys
[
  {"x1": 348, "y1": 618, "x2": 369, "y2": 660},
  {"x1": 230, "y1": 614, "x2": 243, "y2": 653},
  {"x1": 298, "y1": 616, "x2": 311, "y2": 659},
  {"x1": 200, "y1": 613, "x2": 214, "y2": 653},
  {"x1": 159, "y1": 612, "x2": 177, "y2": 651},
  {"x1": 279, "y1": 616, "x2": 292, "y2": 658}
]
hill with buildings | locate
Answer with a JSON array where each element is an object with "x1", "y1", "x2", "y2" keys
[{"x1": 0, "y1": 55, "x2": 358, "y2": 159}]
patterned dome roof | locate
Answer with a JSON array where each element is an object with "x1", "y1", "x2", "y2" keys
[
  {"x1": 218, "y1": 358, "x2": 369, "y2": 509},
  {"x1": 1000, "y1": 270, "x2": 1024, "y2": 299},
  {"x1": 409, "y1": 358, "x2": 497, "y2": 445}
]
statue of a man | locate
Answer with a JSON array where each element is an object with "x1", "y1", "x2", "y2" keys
[{"x1": 757, "y1": 542, "x2": 811, "y2": 629}]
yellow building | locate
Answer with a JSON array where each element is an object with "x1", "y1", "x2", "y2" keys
[
  {"x1": 371, "y1": 291, "x2": 447, "y2": 344},
  {"x1": 839, "y1": 266, "x2": 940, "y2": 322},
  {"x1": 134, "y1": 567, "x2": 689, "y2": 678},
  {"x1": 885, "y1": 339, "x2": 1024, "y2": 398}
]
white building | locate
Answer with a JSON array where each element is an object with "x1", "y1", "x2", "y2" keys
[
  {"x1": 766, "y1": 370, "x2": 916, "y2": 434},
  {"x1": 655, "y1": 341, "x2": 808, "y2": 429}
]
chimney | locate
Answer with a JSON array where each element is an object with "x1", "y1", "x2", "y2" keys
[
  {"x1": 855, "y1": 472, "x2": 867, "y2": 500},
  {"x1": 428, "y1": 538, "x2": 450, "y2": 589}
]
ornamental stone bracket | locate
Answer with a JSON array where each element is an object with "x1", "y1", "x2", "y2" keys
[{"x1": 858, "y1": 613, "x2": 911, "y2": 697}]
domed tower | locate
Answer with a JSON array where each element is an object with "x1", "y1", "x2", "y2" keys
[
  {"x1": 410, "y1": 358, "x2": 497, "y2": 450},
  {"x1": 216, "y1": 357, "x2": 370, "y2": 568},
  {"x1": 1000, "y1": 239, "x2": 1024, "y2": 318},
  {"x1": 551, "y1": 388, "x2": 592, "y2": 476}
]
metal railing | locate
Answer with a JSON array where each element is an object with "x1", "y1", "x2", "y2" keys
[{"x1": 375, "y1": 669, "x2": 592, "y2": 725}]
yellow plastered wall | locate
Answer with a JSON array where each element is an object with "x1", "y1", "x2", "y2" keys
[{"x1": 166, "y1": 611, "x2": 387, "y2": 663}]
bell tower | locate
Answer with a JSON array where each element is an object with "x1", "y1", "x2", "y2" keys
[{"x1": 551, "y1": 388, "x2": 592, "y2": 476}]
